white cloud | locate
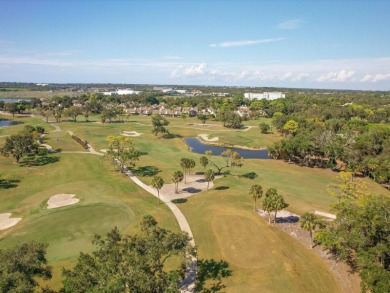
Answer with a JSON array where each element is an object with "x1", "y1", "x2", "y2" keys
[
  {"x1": 209, "y1": 38, "x2": 284, "y2": 48},
  {"x1": 277, "y1": 19, "x2": 304, "y2": 30},
  {"x1": 279, "y1": 72, "x2": 293, "y2": 80},
  {"x1": 360, "y1": 72, "x2": 390, "y2": 82},
  {"x1": 316, "y1": 69, "x2": 355, "y2": 82},
  {"x1": 170, "y1": 63, "x2": 207, "y2": 78},
  {"x1": 290, "y1": 72, "x2": 309, "y2": 82},
  {"x1": 2, "y1": 53, "x2": 390, "y2": 90}
]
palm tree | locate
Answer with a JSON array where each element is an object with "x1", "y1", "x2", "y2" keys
[
  {"x1": 262, "y1": 188, "x2": 288, "y2": 224},
  {"x1": 249, "y1": 184, "x2": 263, "y2": 211},
  {"x1": 172, "y1": 170, "x2": 184, "y2": 194},
  {"x1": 188, "y1": 159, "x2": 196, "y2": 175},
  {"x1": 262, "y1": 195, "x2": 274, "y2": 224},
  {"x1": 180, "y1": 158, "x2": 189, "y2": 183},
  {"x1": 199, "y1": 156, "x2": 209, "y2": 172},
  {"x1": 204, "y1": 169, "x2": 215, "y2": 190},
  {"x1": 300, "y1": 212, "x2": 321, "y2": 248},
  {"x1": 273, "y1": 194, "x2": 288, "y2": 223},
  {"x1": 151, "y1": 175, "x2": 164, "y2": 204}
]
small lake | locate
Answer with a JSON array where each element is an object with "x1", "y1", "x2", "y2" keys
[
  {"x1": 0, "y1": 120, "x2": 16, "y2": 127},
  {"x1": 185, "y1": 137, "x2": 270, "y2": 159}
]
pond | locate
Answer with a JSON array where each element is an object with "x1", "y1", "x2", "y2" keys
[
  {"x1": 0, "y1": 120, "x2": 16, "y2": 127},
  {"x1": 184, "y1": 137, "x2": 270, "y2": 159}
]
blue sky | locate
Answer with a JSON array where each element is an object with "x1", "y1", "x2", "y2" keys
[{"x1": 1, "y1": 0, "x2": 390, "y2": 90}]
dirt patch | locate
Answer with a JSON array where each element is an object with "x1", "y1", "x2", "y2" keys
[
  {"x1": 47, "y1": 194, "x2": 80, "y2": 209},
  {"x1": 121, "y1": 131, "x2": 142, "y2": 137},
  {"x1": 160, "y1": 174, "x2": 222, "y2": 201},
  {"x1": 0, "y1": 213, "x2": 22, "y2": 230}
]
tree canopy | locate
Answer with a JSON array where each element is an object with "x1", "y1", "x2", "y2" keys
[
  {"x1": 0, "y1": 242, "x2": 52, "y2": 293},
  {"x1": 0, "y1": 126, "x2": 40, "y2": 163},
  {"x1": 62, "y1": 217, "x2": 193, "y2": 293},
  {"x1": 151, "y1": 114, "x2": 170, "y2": 136}
]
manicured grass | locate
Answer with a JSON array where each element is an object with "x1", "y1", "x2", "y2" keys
[
  {"x1": 179, "y1": 186, "x2": 342, "y2": 293},
  {"x1": 44, "y1": 130, "x2": 86, "y2": 152},
  {"x1": 1, "y1": 114, "x2": 389, "y2": 291},
  {"x1": 0, "y1": 153, "x2": 179, "y2": 289},
  {"x1": 53, "y1": 115, "x2": 389, "y2": 214}
]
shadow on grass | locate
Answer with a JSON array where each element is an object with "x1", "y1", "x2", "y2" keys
[
  {"x1": 195, "y1": 259, "x2": 232, "y2": 293},
  {"x1": 0, "y1": 179, "x2": 20, "y2": 189},
  {"x1": 171, "y1": 198, "x2": 187, "y2": 204},
  {"x1": 275, "y1": 215, "x2": 300, "y2": 223},
  {"x1": 239, "y1": 172, "x2": 258, "y2": 179},
  {"x1": 19, "y1": 155, "x2": 60, "y2": 167},
  {"x1": 214, "y1": 186, "x2": 229, "y2": 190},
  {"x1": 130, "y1": 166, "x2": 161, "y2": 177},
  {"x1": 162, "y1": 133, "x2": 182, "y2": 139},
  {"x1": 183, "y1": 187, "x2": 202, "y2": 193}
]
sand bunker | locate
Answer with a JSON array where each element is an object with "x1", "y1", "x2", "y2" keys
[
  {"x1": 47, "y1": 194, "x2": 79, "y2": 209},
  {"x1": 198, "y1": 133, "x2": 219, "y2": 142},
  {"x1": 160, "y1": 174, "x2": 222, "y2": 201},
  {"x1": 121, "y1": 131, "x2": 142, "y2": 137},
  {"x1": 0, "y1": 213, "x2": 22, "y2": 230}
]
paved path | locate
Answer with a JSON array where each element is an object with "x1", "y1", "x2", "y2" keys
[
  {"x1": 315, "y1": 210, "x2": 336, "y2": 219},
  {"x1": 123, "y1": 168, "x2": 196, "y2": 292},
  {"x1": 44, "y1": 125, "x2": 197, "y2": 292}
]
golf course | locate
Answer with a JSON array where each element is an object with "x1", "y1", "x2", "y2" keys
[{"x1": 1, "y1": 113, "x2": 389, "y2": 292}]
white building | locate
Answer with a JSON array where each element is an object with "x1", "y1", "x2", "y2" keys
[
  {"x1": 244, "y1": 92, "x2": 285, "y2": 100},
  {"x1": 102, "y1": 89, "x2": 142, "y2": 96}
]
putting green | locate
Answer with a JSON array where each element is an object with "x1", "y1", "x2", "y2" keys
[{"x1": 0, "y1": 204, "x2": 132, "y2": 261}]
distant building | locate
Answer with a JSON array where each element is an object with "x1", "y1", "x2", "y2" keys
[
  {"x1": 102, "y1": 89, "x2": 142, "y2": 96},
  {"x1": 174, "y1": 90, "x2": 187, "y2": 94},
  {"x1": 211, "y1": 92, "x2": 230, "y2": 97},
  {"x1": 244, "y1": 92, "x2": 285, "y2": 100}
]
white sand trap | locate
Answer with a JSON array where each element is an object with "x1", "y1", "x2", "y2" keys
[
  {"x1": 198, "y1": 133, "x2": 219, "y2": 142},
  {"x1": 47, "y1": 194, "x2": 79, "y2": 209},
  {"x1": 121, "y1": 131, "x2": 142, "y2": 137},
  {"x1": 0, "y1": 213, "x2": 22, "y2": 230}
]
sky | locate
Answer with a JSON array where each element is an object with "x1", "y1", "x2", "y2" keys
[{"x1": 1, "y1": 0, "x2": 390, "y2": 90}]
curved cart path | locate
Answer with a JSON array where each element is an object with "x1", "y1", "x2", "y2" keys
[
  {"x1": 45, "y1": 123, "x2": 197, "y2": 292},
  {"x1": 123, "y1": 167, "x2": 197, "y2": 292}
]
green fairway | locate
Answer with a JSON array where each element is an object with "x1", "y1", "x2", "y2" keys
[
  {"x1": 179, "y1": 186, "x2": 342, "y2": 293},
  {"x1": 1, "y1": 113, "x2": 389, "y2": 291},
  {"x1": 0, "y1": 151, "x2": 179, "y2": 289}
]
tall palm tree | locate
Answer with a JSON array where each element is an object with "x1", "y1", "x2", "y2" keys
[
  {"x1": 151, "y1": 175, "x2": 164, "y2": 204},
  {"x1": 249, "y1": 184, "x2": 263, "y2": 211},
  {"x1": 199, "y1": 156, "x2": 209, "y2": 172},
  {"x1": 273, "y1": 194, "x2": 288, "y2": 223},
  {"x1": 172, "y1": 171, "x2": 184, "y2": 194},
  {"x1": 204, "y1": 169, "x2": 215, "y2": 190},
  {"x1": 180, "y1": 158, "x2": 189, "y2": 183},
  {"x1": 300, "y1": 212, "x2": 321, "y2": 248},
  {"x1": 262, "y1": 195, "x2": 273, "y2": 224}
]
